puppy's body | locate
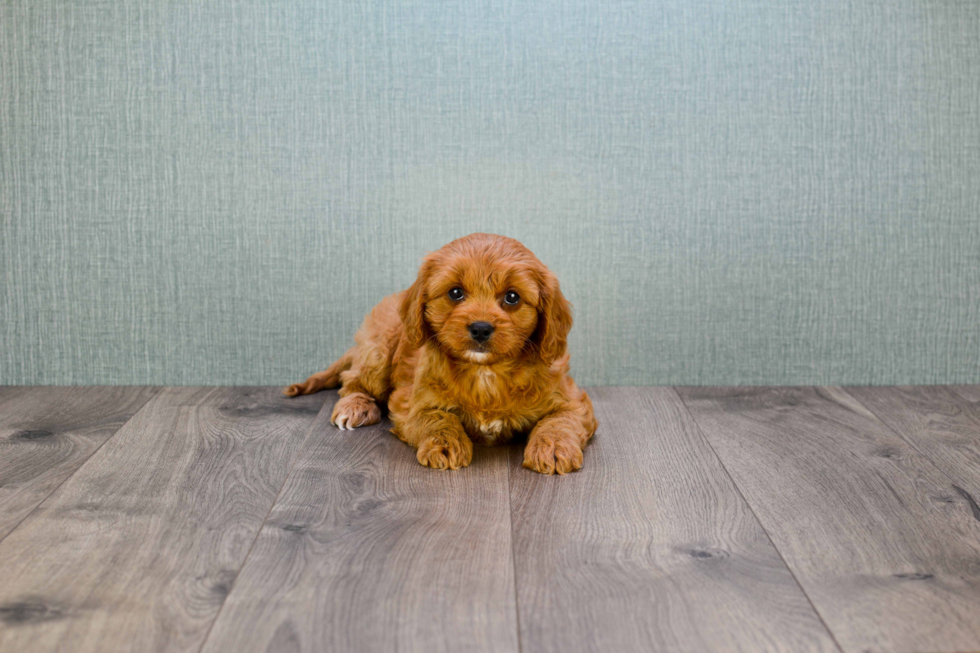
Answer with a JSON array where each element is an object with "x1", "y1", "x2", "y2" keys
[{"x1": 285, "y1": 234, "x2": 597, "y2": 474}]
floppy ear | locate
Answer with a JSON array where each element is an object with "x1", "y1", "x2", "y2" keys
[
  {"x1": 400, "y1": 261, "x2": 433, "y2": 349},
  {"x1": 534, "y1": 273, "x2": 573, "y2": 365}
]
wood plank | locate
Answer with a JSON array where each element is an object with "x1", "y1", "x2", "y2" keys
[
  {"x1": 0, "y1": 386, "x2": 325, "y2": 653},
  {"x1": 508, "y1": 387, "x2": 839, "y2": 653},
  {"x1": 845, "y1": 386, "x2": 980, "y2": 499},
  {"x1": 677, "y1": 386, "x2": 980, "y2": 653},
  {"x1": 200, "y1": 391, "x2": 519, "y2": 653},
  {"x1": 0, "y1": 386, "x2": 159, "y2": 540}
]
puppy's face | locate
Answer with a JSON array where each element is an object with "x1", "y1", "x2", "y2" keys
[
  {"x1": 425, "y1": 254, "x2": 541, "y2": 363},
  {"x1": 401, "y1": 234, "x2": 572, "y2": 366}
]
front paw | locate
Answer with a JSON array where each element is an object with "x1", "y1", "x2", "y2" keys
[
  {"x1": 523, "y1": 435, "x2": 584, "y2": 475},
  {"x1": 417, "y1": 432, "x2": 473, "y2": 470}
]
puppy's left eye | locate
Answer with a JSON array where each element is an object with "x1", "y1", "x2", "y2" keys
[{"x1": 503, "y1": 291, "x2": 520, "y2": 305}]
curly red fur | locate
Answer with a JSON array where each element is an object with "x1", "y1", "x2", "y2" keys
[{"x1": 284, "y1": 233, "x2": 598, "y2": 474}]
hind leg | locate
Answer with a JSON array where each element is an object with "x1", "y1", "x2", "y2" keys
[
  {"x1": 284, "y1": 293, "x2": 404, "y2": 429},
  {"x1": 331, "y1": 392, "x2": 382, "y2": 429},
  {"x1": 284, "y1": 348, "x2": 384, "y2": 429},
  {"x1": 328, "y1": 355, "x2": 388, "y2": 430},
  {"x1": 325, "y1": 293, "x2": 405, "y2": 430}
]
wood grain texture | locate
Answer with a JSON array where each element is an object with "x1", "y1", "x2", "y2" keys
[
  {"x1": 677, "y1": 386, "x2": 980, "y2": 653},
  {"x1": 950, "y1": 385, "x2": 980, "y2": 403},
  {"x1": 845, "y1": 386, "x2": 980, "y2": 499},
  {"x1": 508, "y1": 387, "x2": 839, "y2": 653},
  {"x1": 0, "y1": 386, "x2": 325, "y2": 653},
  {"x1": 200, "y1": 391, "x2": 519, "y2": 653},
  {"x1": 0, "y1": 386, "x2": 159, "y2": 541}
]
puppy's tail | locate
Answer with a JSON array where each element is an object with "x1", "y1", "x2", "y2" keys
[{"x1": 282, "y1": 347, "x2": 355, "y2": 397}]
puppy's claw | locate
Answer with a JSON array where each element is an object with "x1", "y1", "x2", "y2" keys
[
  {"x1": 417, "y1": 433, "x2": 473, "y2": 470},
  {"x1": 523, "y1": 436, "x2": 584, "y2": 475},
  {"x1": 331, "y1": 393, "x2": 381, "y2": 431}
]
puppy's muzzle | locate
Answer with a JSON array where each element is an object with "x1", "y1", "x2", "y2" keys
[{"x1": 468, "y1": 321, "x2": 494, "y2": 344}]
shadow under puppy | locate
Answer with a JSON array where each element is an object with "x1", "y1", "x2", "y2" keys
[{"x1": 285, "y1": 233, "x2": 597, "y2": 474}]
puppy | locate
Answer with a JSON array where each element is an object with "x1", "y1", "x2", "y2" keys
[{"x1": 284, "y1": 233, "x2": 597, "y2": 474}]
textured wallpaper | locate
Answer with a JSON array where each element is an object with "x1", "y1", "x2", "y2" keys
[{"x1": 1, "y1": 0, "x2": 979, "y2": 386}]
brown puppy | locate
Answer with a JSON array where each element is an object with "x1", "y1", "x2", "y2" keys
[{"x1": 284, "y1": 233, "x2": 597, "y2": 474}]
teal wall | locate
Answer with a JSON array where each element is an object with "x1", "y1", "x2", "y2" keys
[{"x1": 2, "y1": 1, "x2": 979, "y2": 386}]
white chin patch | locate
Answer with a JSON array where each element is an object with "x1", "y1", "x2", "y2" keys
[{"x1": 464, "y1": 351, "x2": 490, "y2": 363}]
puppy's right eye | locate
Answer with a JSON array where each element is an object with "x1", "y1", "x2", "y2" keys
[{"x1": 448, "y1": 287, "x2": 465, "y2": 301}]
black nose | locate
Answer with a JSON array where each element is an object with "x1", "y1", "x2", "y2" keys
[{"x1": 468, "y1": 321, "x2": 495, "y2": 343}]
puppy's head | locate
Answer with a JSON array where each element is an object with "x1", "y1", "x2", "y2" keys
[{"x1": 401, "y1": 234, "x2": 572, "y2": 365}]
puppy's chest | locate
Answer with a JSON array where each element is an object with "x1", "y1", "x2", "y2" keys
[
  {"x1": 458, "y1": 411, "x2": 527, "y2": 445},
  {"x1": 450, "y1": 368, "x2": 540, "y2": 445}
]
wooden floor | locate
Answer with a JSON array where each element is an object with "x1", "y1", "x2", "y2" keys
[{"x1": 1, "y1": 386, "x2": 979, "y2": 653}]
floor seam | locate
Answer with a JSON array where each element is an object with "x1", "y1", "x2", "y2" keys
[
  {"x1": 194, "y1": 389, "x2": 330, "y2": 653},
  {"x1": 671, "y1": 386, "x2": 847, "y2": 653},
  {"x1": 837, "y1": 385, "x2": 979, "y2": 492},
  {"x1": 507, "y1": 446, "x2": 525, "y2": 653},
  {"x1": 0, "y1": 385, "x2": 163, "y2": 547}
]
